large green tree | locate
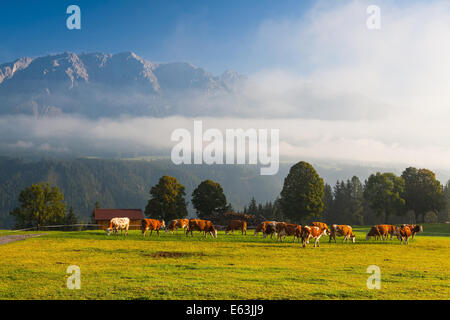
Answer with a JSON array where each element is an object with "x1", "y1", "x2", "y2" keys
[
  {"x1": 280, "y1": 161, "x2": 324, "y2": 223},
  {"x1": 363, "y1": 172, "x2": 405, "y2": 223},
  {"x1": 191, "y1": 180, "x2": 227, "y2": 219},
  {"x1": 145, "y1": 175, "x2": 188, "y2": 221},
  {"x1": 401, "y1": 167, "x2": 445, "y2": 222},
  {"x1": 10, "y1": 182, "x2": 66, "y2": 229}
]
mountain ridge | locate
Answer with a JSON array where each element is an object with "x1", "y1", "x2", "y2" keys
[{"x1": 0, "y1": 51, "x2": 246, "y2": 118}]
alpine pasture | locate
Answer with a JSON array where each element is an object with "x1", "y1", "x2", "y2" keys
[{"x1": 0, "y1": 224, "x2": 449, "y2": 300}]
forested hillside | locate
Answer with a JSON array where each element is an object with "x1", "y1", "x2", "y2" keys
[
  {"x1": 0, "y1": 157, "x2": 287, "y2": 228},
  {"x1": 2, "y1": 157, "x2": 448, "y2": 228}
]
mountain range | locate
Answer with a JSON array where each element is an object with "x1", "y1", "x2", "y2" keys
[{"x1": 0, "y1": 52, "x2": 246, "y2": 118}]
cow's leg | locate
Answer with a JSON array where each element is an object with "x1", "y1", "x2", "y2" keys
[{"x1": 157, "y1": 229, "x2": 160, "y2": 237}]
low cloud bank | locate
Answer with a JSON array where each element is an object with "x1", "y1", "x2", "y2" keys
[{"x1": 1, "y1": 115, "x2": 450, "y2": 172}]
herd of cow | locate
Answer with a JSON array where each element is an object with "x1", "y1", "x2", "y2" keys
[{"x1": 105, "y1": 217, "x2": 423, "y2": 247}]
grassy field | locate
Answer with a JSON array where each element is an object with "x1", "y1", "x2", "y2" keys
[{"x1": 0, "y1": 224, "x2": 449, "y2": 300}]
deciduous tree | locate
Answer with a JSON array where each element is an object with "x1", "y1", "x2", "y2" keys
[
  {"x1": 145, "y1": 175, "x2": 188, "y2": 221},
  {"x1": 401, "y1": 167, "x2": 444, "y2": 222},
  {"x1": 280, "y1": 161, "x2": 324, "y2": 223},
  {"x1": 363, "y1": 172, "x2": 405, "y2": 223},
  {"x1": 10, "y1": 182, "x2": 66, "y2": 229},
  {"x1": 191, "y1": 180, "x2": 227, "y2": 219}
]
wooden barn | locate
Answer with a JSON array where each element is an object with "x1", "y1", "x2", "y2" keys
[{"x1": 94, "y1": 209, "x2": 144, "y2": 230}]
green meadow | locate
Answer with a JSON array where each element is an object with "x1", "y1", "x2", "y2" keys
[{"x1": 0, "y1": 224, "x2": 449, "y2": 300}]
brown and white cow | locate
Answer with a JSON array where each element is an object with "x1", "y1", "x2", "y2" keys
[
  {"x1": 366, "y1": 224, "x2": 395, "y2": 240},
  {"x1": 311, "y1": 222, "x2": 330, "y2": 235},
  {"x1": 226, "y1": 220, "x2": 247, "y2": 235},
  {"x1": 105, "y1": 217, "x2": 130, "y2": 236},
  {"x1": 386, "y1": 225, "x2": 397, "y2": 239},
  {"x1": 366, "y1": 225, "x2": 382, "y2": 240},
  {"x1": 276, "y1": 223, "x2": 302, "y2": 242},
  {"x1": 301, "y1": 225, "x2": 328, "y2": 247},
  {"x1": 141, "y1": 219, "x2": 166, "y2": 237},
  {"x1": 329, "y1": 224, "x2": 355, "y2": 243},
  {"x1": 263, "y1": 221, "x2": 280, "y2": 239},
  {"x1": 395, "y1": 225, "x2": 412, "y2": 244},
  {"x1": 401, "y1": 224, "x2": 423, "y2": 239},
  {"x1": 165, "y1": 219, "x2": 189, "y2": 234},
  {"x1": 254, "y1": 221, "x2": 277, "y2": 236},
  {"x1": 187, "y1": 219, "x2": 217, "y2": 238}
]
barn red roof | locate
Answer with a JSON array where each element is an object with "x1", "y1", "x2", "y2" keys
[{"x1": 94, "y1": 209, "x2": 143, "y2": 220}]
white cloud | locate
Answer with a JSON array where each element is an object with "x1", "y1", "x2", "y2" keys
[
  {"x1": 252, "y1": 0, "x2": 450, "y2": 120},
  {"x1": 2, "y1": 1, "x2": 450, "y2": 173},
  {"x1": 1, "y1": 115, "x2": 450, "y2": 172}
]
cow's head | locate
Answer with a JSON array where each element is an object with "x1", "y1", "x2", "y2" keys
[
  {"x1": 210, "y1": 226, "x2": 217, "y2": 238},
  {"x1": 350, "y1": 233, "x2": 356, "y2": 243},
  {"x1": 161, "y1": 220, "x2": 166, "y2": 228},
  {"x1": 105, "y1": 228, "x2": 112, "y2": 236},
  {"x1": 301, "y1": 226, "x2": 311, "y2": 246}
]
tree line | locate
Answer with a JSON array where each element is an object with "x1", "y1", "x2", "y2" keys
[
  {"x1": 243, "y1": 163, "x2": 450, "y2": 225},
  {"x1": 9, "y1": 161, "x2": 450, "y2": 229}
]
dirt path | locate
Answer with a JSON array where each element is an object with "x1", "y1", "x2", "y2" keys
[{"x1": 0, "y1": 234, "x2": 44, "y2": 246}]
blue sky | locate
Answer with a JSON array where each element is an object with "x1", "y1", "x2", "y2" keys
[{"x1": 0, "y1": 0, "x2": 315, "y2": 74}]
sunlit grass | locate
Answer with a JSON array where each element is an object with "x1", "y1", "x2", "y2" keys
[{"x1": 0, "y1": 224, "x2": 449, "y2": 299}]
